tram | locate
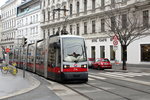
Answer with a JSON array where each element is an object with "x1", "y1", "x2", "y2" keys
[{"x1": 13, "y1": 34, "x2": 88, "y2": 82}]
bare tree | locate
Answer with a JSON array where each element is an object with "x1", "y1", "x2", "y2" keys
[{"x1": 103, "y1": 4, "x2": 149, "y2": 70}]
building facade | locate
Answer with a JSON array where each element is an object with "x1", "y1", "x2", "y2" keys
[
  {"x1": 0, "y1": 15, "x2": 3, "y2": 58},
  {"x1": 0, "y1": 0, "x2": 22, "y2": 49},
  {"x1": 16, "y1": 0, "x2": 42, "y2": 44},
  {"x1": 40, "y1": 0, "x2": 150, "y2": 65}
]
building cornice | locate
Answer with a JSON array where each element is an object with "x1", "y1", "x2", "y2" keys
[
  {"x1": 41, "y1": 0, "x2": 150, "y2": 28},
  {"x1": 0, "y1": 0, "x2": 16, "y2": 9}
]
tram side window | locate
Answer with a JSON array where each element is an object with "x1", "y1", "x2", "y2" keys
[
  {"x1": 48, "y1": 44, "x2": 56, "y2": 67},
  {"x1": 36, "y1": 41, "x2": 45, "y2": 64},
  {"x1": 28, "y1": 46, "x2": 34, "y2": 63}
]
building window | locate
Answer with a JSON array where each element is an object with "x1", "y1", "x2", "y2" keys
[
  {"x1": 143, "y1": 10, "x2": 149, "y2": 27},
  {"x1": 101, "y1": 18, "x2": 105, "y2": 32},
  {"x1": 48, "y1": 11, "x2": 50, "y2": 21},
  {"x1": 58, "y1": 11, "x2": 60, "y2": 20},
  {"x1": 111, "y1": 16, "x2": 116, "y2": 31},
  {"x1": 36, "y1": 14, "x2": 38, "y2": 22},
  {"x1": 53, "y1": 11, "x2": 55, "y2": 20},
  {"x1": 76, "y1": 24, "x2": 79, "y2": 35},
  {"x1": 48, "y1": 0, "x2": 50, "y2": 5},
  {"x1": 101, "y1": 0, "x2": 105, "y2": 7},
  {"x1": 100, "y1": 46, "x2": 105, "y2": 58},
  {"x1": 84, "y1": 0, "x2": 87, "y2": 12},
  {"x1": 122, "y1": 14, "x2": 127, "y2": 29},
  {"x1": 92, "y1": 20, "x2": 96, "y2": 33},
  {"x1": 77, "y1": 1, "x2": 80, "y2": 14},
  {"x1": 53, "y1": 28, "x2": 55, "y2": 34},
  {"x1": 110, "y1": 46, "x2": 115, "y2": 60},
  {"x1": 70, "y1": 25, "x2": 72, "y2": 34},
  {"x1": 111, "y1": 0, "x2": 115, "y2": 5},
  {"x1": 70, "y1": 4, "x2": 73, "y2": 16},
  {"x1": 57, "y1": 27, "x2": 60, "y2": 35},
  {"x1": 141, "y1": 44, "x2": 150, "y2": 61},
  {"x1": 84, "y1": 22, "x2": 87, "y2": 34},
  {"x1": 43, "y1": 0, "x2": 45, "y2": 7},
  {"x1": 92, "y1": 0, "x2": 96, "y2": 11},
  {"x1": 43, "y1": 11, "x2": 45, "y2": 22},
  {"x1": 91, "y1": 46, "x2": 95, "y2": 59},
  {"x1": 33, "y1": 15, "x2": 35, "y2": 23}
]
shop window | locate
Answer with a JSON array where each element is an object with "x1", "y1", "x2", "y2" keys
[
  {"x1": 141, "y1": 44, "x2": 150, "y2": 61},
  {"x1": 100, "y1": 46, "x2": 105, "y2": 58},
  {"x1": 110, "y1": 46, "x2": 115, "y2": 60}
]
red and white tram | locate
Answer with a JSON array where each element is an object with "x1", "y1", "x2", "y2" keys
[{"x1": 13, "y1": 35, "x2": 88, "y2": 82}]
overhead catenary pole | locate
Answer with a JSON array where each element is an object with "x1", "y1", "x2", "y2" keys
[{"x1": 53, "y1": 8, "x2": 69, "y2": 35}]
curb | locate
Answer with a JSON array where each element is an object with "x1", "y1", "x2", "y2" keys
[{"x1": 0, "y1": 71, "x2": 40, "y2": 100}]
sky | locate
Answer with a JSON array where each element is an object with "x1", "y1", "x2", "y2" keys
[
  {"x1": 0, "y1": 0, "x2": 7, "y2": 14},
  {"x1": 0, "y1": 0, "x2": 7, "y2": 7}
]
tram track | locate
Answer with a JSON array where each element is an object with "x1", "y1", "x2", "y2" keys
[
  {"x1": 63, "y1": 74, "x2": 150, "y2": 100},
  {"x1": 64, "y1": 82, "x2": 132, "y2": 100},
  {"x1": 64, "y1": 84, "x2": 93, "y2": 100},
  {"x1": 85, "y1": 83, "x2": 131, "y2": 100},
  {"x1": 88, "y1": 75, "x2": 150, "y2": 95}
]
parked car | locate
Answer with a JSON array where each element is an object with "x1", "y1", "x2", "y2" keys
[
  {"x1": 92, "y1": 58, "x2": 112, "y2": 70},
  {"x1": 88, "y1": 58, "x2": 95, "y2": 68}
]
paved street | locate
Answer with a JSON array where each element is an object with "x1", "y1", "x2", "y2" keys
[{"x1": 1, "y1": 66, "x2": 150, "y2": 100}]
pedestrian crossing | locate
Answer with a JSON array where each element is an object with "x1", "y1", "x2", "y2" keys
[{"x1": 89, "y1": 72, "x2": 150, "y2": 80}]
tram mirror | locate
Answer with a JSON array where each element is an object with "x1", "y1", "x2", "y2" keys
[{"x1": 53, "y1": 42, "x2": 60, "y2": 49}]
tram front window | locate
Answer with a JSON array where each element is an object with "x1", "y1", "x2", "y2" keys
[{"x1": 63, "y1": 38, "x2": 87, "y2": 62}]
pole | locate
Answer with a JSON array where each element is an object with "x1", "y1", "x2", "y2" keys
[{"x1": 23, "y1": 45, "x2": 25, "y2": 78}]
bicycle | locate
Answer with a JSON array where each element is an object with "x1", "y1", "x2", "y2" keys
[{"x1": 1, "y1": 63, "x2": 18, "y2": 75}]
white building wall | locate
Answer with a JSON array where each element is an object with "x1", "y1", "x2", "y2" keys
[
  {"x1": 16, "y1": 0, "x2": 42, "y2": 44},
  {"x1": 40, "y1": 0, "x2": 150, "y2": 65},
  {"x1": 127, "y1": 35, "x2": 150, "y2": 64},
  {"x1": 0, "y1": 0, "x2": 22, "y2": 49}
]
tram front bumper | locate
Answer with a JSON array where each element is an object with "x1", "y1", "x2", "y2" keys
[{"x1": 62, "y1": 72, "x2": 88, "y2": 80}]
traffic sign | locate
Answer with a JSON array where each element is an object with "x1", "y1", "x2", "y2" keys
[
  {"x1": 113, "y1": 40, "x2": 118, "y2": 46},
  {"x1": 113, "y1": 46, "x2": 118, "y2": 51},
  {"x1": 5, "y1": 48, "x2": 10, "y2": 53},
  {"x1": 113, "y1": 34, "x2": 118, "y2": 41}
]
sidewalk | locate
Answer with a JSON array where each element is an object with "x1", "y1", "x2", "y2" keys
[{"x1": 0, "y1": 69, "x2": 40, "y2": 100}]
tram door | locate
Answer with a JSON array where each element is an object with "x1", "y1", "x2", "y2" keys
[
  {"x1": 47, "y1": 42, "x2": 61, "y2": 80},
  {"x1": 36, "y1": 41, "x2": 45, "y2": 76}
]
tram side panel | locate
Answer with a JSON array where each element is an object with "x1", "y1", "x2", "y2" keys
[
  {"x1": 27, "y1": 44, "x2": 35, "y2": 72},
  {"x1": 13, "y1": 49, "x2": 20, "y2": 67},
  {"x1": 35, "y1": 40, "x2": 45, "y2": 76},
  {"x1": 47, "y1": 38, "x2": 61, "y2": 81}
]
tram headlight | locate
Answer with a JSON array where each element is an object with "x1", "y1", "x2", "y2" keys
[
  {"x1": 63, "y1": 65, "x2": 70, "y2": 68},
  {"x1": 81, "y1": 64, "x2": 87, "y2": 68}
]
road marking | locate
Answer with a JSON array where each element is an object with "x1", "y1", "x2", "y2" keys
[
  {"x1": 97, "y1": 72, "x2": 150, "y2": 78},
  {"x1": 89, "y1": 75, "x2": 106, "y2": 80},
  {"x1": 88, "y1": 77, "x2": 95, "y2": 80},
  {"x1": 90, "y1": 72, "x2": 150, "y2": 86}
]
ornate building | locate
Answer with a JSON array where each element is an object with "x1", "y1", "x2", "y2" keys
[
  {"x1": 0, "y1": 0, "x2": 22, "y2": 49},
  {"x1": 16, "y1": 0, "x2": 42, "y2": 44},
  {"x1": 40, "y1": 0, "x2": 150, "y2": 65}
]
